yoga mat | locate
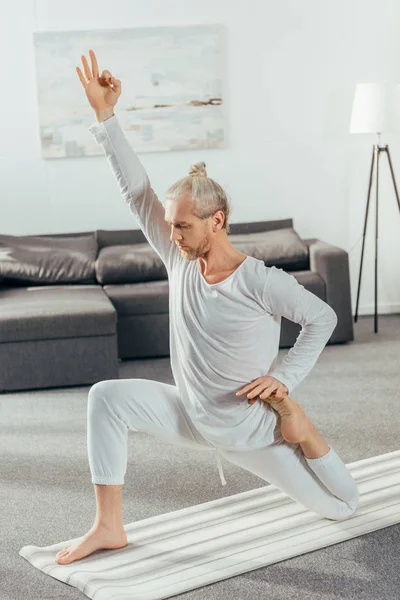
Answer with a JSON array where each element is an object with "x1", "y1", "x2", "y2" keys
[{"x1": 20, "y1": 450, "x2": 400, "y2": 600}]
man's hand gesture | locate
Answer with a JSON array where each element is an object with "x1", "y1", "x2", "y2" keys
[{"x1": 76, "y1": 49, "x2": 122, "y2": 115}]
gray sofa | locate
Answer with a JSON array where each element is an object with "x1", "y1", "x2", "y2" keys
[{"x1": 0, "y1": 217, "x2": 354, "y2": 393}]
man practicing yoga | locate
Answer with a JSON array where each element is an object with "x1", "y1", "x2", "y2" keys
[{"x1": 55, "y1": 49, "x2": 359, "y2": 565}]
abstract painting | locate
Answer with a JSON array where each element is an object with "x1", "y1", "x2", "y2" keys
[{"x1": 33, "y1": 24, "x2": 226, "y2": 159}]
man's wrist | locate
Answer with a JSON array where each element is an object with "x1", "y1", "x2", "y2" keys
[{"x1": 95, "y1": 108, "x2": 115, "y2": 123}]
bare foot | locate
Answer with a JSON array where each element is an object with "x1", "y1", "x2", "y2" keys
[
  {"x1": 55, "y1": 523, "x2": 128, "y2": 565},
  {"x1": 263, "y1": 394, "x2": 315, "y2": 444}
]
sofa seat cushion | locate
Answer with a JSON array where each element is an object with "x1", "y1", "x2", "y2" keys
[
  {"x1": 103, "y1": 280, "x2": 169, "y2": 316},
  {"x1": 0, "y1": 285, "x2": 116, "y2": 343}
]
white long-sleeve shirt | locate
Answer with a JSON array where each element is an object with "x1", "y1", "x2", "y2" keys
[{"x1": 89, "y1": 114, "x2": 338, "y2": 486}]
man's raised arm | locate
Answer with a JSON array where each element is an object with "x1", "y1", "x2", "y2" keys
[{"x1": 76, "y1": 49, "x2": 178, "y2": 270}]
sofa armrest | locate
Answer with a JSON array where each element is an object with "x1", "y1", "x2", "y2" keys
[{"x1": 303, "y1": 238, "x2": 354, "y2": 343}]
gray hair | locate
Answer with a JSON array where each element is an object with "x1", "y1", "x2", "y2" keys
[{"x1": 166, "y1": 161, "x2": 232, "y2": 233}]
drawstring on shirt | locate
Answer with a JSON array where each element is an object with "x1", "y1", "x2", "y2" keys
[{"x1": 215, "y1": 448, "x2": 227, "y2": 486}]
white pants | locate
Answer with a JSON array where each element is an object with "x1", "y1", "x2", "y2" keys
[{"x1": 87, "y1": 378, "x2": 360, "y2": 521}]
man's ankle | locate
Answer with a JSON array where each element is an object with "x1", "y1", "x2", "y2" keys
[
  {"x1": 299, "y1": 426, "x2": 330, "y2": 459},
  {"x1": 94, "y1": 518, "x2": 124, "y2": 531}
]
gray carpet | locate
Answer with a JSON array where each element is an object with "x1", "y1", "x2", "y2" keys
[{"x1": 1, "y1": 314, "x2": 399, "y2": 600}]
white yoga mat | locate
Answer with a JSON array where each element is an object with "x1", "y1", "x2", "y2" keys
[{"x1": 20, "y1": 450, "x2": 400, "y2": 600}]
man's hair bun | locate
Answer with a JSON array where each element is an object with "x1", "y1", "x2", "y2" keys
[{"x1": 189, "y1": 161, "x2": 207, "y2": 177}]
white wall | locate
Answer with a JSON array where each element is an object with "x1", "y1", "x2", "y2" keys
[{"x1": 1, "y1": 0, "x2": 400, "y2": 315}]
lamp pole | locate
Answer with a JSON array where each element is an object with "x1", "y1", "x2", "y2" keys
[{"x1": 354, "y1": 138, "x2": 400, "y2": 332}]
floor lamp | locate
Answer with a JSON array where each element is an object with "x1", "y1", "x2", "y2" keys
[{"x1": 350, "y1": 83, "x2": 400, "y2": 333}]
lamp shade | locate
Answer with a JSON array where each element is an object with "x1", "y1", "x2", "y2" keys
[{"x1": 350, "y1": 83, "x2": 400, "y2": 134}]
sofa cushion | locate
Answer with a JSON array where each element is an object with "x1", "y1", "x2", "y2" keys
[
  {"x1": 0, "y1": 233, "x2": 98, "y2": 285},
  {"x1": 230, "y1": 227, "x2": 309, "y2": 271},
  {"x1": 95, "y1": 243, "x2": 168, "y2": 285},
  {"x1": 95, "y1": 227, "x2": 309, "y2": 284},
  {"x1": 0, "y1": 285, "x2": 116, "y2": 343}
]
